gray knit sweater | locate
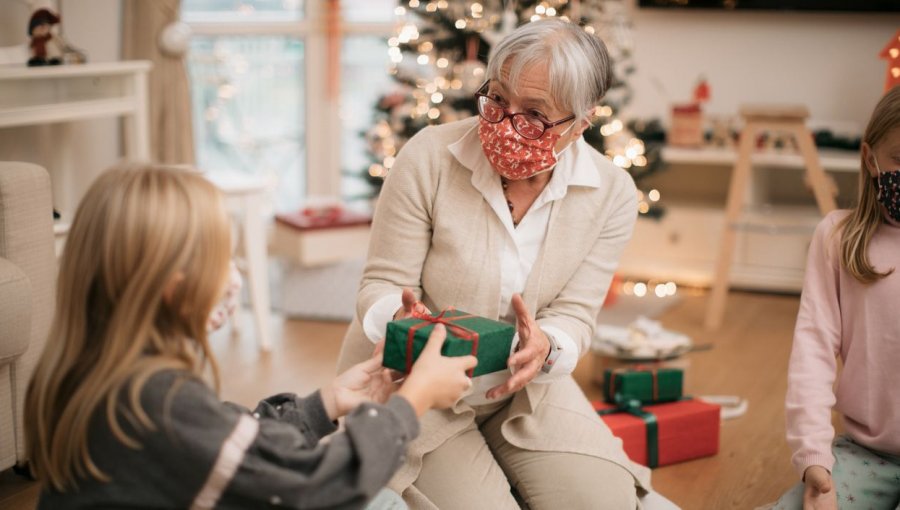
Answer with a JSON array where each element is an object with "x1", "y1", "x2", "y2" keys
[{"x1": 37, "y1": 370, "x2": 419, "y2": 509}]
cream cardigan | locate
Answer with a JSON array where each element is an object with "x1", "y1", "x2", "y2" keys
[{"x1": 337, "y1": 116, "x2": 651, "y2": 505}]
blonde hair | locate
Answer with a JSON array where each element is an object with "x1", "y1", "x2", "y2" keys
[
  {"x1": 24, "y1": 165, "x2": 232, "y2": 491},
  {"x1": 838, "y1": 86, "x2": 900, "y2": 283}
]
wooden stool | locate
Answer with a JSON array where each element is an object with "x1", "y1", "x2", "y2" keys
[{"x1": 704, "y1": 105, "x2": 837, "y2": 330}]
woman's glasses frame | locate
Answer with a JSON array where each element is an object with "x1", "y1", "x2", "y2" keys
[{"x1": 474, "y1": 81, "x2": 576, "y2": 140}]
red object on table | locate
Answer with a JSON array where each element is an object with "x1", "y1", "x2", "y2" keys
[
  {"x1": 593, "y1": 399, "x2": 720, "y2": 467},
  {"x1": 275, "y1": 207, "x2": 371, "y2": 231}
]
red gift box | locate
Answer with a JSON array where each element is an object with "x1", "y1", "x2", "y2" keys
[
  {"x1": 593, "y1": 399, "x2": 720, "y2": 467},
  {"x1": 275, "y1": 207, "x2": 371, "y2": 231}
]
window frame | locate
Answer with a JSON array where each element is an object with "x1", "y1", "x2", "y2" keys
[{"x1": 185, "y1": 0, "x2": 395, "y2": 199}]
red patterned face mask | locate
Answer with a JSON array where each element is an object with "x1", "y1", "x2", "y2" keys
[{"x1": 478, "y1": 117, "x2": 568, "y2": 180}]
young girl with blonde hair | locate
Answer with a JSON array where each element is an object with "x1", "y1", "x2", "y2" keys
[
  {"x1": 775, "y1": 87, "x2": 900, "y2": 510},
  {"x1": 25, "y1": 165, "x2": 475, "y2": 509}
]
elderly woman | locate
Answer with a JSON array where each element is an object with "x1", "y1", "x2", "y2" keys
[{"x1": 337, "y1": 19, "x2": 650, "y2": 509}]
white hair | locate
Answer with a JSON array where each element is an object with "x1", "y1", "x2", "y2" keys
[{"x1": 486, "y1": 18, "x2": 612, "y2": 124}]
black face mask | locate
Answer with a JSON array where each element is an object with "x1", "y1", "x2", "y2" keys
[{"x1": 873, "y1": 167, "x2": 900, "y2": 223}]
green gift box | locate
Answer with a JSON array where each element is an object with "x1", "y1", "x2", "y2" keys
[
  {"x1": 603, "y1": 367, "x2": 684, "y2": 405},
  {"x1": 383, "y1": 309, "x2": 515, "y2": 377}
]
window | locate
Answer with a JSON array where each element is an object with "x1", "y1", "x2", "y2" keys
[{"x1": 182, "y1": 0, "x2": 396, "y2": 211}]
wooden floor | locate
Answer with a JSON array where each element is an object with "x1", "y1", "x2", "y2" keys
[{"x1": 0, "y1": 290, "x2": 805, "y2": 509}]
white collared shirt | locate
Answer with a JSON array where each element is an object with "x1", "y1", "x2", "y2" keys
[{"x1": 362, "y1": 122, "x2": 601, "y2": 405}]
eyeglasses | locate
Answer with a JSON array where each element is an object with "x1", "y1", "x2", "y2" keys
[{"x1": 474, "y1": 81, "x2": 576, "y2": 140}]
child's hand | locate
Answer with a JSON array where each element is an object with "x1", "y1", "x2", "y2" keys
[
  {"x1": 322, "y1": 341, "x2": 397, "y2": 420},
  {"x1": 397, "y1": 324, "x2": 477, "y2": 416},
  {"x1": 803, "y1": 465, "x2": 837, "y2": 510}
]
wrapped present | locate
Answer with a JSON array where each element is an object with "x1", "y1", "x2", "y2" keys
[
  {"x1": 383, "y1": 309, "x2": 515, "y2": 377},
  {"x1": 603, "y1": 367, "x2": 683, "y2": 405},
  {"x1": 593, "y1": 398, "x2": 720, "y2": 468}
]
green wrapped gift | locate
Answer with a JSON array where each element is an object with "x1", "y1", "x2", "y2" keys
[
  {"x1": 383, "y1": 309, "x2": 515, "y2": 377},
  {"x1": 603, "y1": 367, "x2": 683, "y2": 405}
]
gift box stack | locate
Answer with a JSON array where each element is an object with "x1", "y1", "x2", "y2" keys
[
  {"x1": 594, "y1": 367, "x2": 720, "y2": 468},
  {"x1": 382, "y1": 309, "x2": 515, "y2": 377}
]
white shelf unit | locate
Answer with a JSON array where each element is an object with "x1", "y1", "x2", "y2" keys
[
  {"x1": 619, "y1": 146, "x2": 861, "y2": 292},
  {"x1": 0, "y1": 61, "x2": 152, "y2": 255}
]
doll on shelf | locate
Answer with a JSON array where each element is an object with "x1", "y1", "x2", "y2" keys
[
  {"x1": 27, "y1": 8, "x2": 87, "y2": 67},
  {"x1": 28, "y1": 8, "x2": 63, "y2": 66}
]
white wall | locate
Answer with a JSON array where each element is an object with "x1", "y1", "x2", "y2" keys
[
  {"x1": 627, "y1": 4, "x2": 900, "y2": 132},
  {"x1": 0, "y1": 0, "x2": 122, "y2": 216}
]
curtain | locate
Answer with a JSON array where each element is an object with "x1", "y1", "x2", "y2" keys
[{"x1": 122, "y1": 0, "x2": 195, "y2": 165}]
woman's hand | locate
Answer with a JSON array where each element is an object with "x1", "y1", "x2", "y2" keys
[
  {"x1": 486, "y1": 294, "x2": 550, "y2": 400},
  {"x1": 398, "y1": 324, "x2": 477, "y2": 416},
  {"x1": 322, "y1": 341, "x2": 397, "y2": 420},
  {"x1": 393, "y1": 288, "x2": 431, "y2": 321},
  {"x1": 803, "y1": 465, "x2": 837, "y2": 510}
]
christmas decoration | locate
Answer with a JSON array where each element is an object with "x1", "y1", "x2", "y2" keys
[
  {"x1": 356, "y1": 0, "x2": 666, "y2": 218},
  {"x1": 27, "y1": 8, "x2": 86, "y2": 67},
  {"x1": 28, "y1": 9, "x2": 62, "y2": 66},
  {"x1": 879, "y1": 29, "x2": 900, "y2": 93}
]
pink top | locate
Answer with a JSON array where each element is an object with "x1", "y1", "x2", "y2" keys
[{"x1": 787, "y1": 210, "x2": 900, "y2": 477}]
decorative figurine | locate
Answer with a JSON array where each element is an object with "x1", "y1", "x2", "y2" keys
[
  {"x1": 28, "y1": 8, "x2": 63, "y2": 66},
  {"x1": 27, "y1": 8, "x2": 86, "y2": 67}
]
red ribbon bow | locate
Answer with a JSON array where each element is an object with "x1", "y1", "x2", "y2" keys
[{"x1": 406, "y1": 309, "x2": 480, "y2": 377}]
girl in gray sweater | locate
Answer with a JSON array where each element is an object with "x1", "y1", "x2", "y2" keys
[{"x1": 24, "y1": 166, "x2": 475, "y2": 509}]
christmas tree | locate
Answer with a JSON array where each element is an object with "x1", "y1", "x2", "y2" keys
[{"x1": 356, "y1": 0, "x2": 665, "y2": 217}]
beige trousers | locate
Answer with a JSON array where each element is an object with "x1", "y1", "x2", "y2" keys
[{"x1": 410, "y1": 400, "x2": 641, "y2": 510}]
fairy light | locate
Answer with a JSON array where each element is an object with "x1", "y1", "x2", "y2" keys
[
  {"x1": 388, "y1": 37, "x2": 399, "y2": 47},
  {"x1": 648, "y1": 189, "x2": 660, "y2": 202},
  {"x1": 436, "y1": 57, "x2": 449, "y2": 68},
  {"x1": 638, "y1": 201, "x2": 650, "y2": 214},
  {"x1": 431, "y1": 92, "x2": 444, "y2": 103},
  {"x1": 654, "y1": 284, "x2": 667, "y2": 298},
  {"x1": 419, "y1": 41, "x2": 433, "y2": 52},
  {"x1": 426, "y1": 2, "x2": 438, "y2": 12},
  {"x1": 437, "y1": 0, "x2": 448, "y2": 8},
  {"x1": 427, "y1": 108, "x2": 441, "y2": 119},
  {"x1": 665, "y1": 282, "x2": 677, "y2": 296},
  {"x1": 546, "y1": 7, "x2": 557, "y2": 16},
  {"x1": 633, "y1": 282, "x2": 647, "y2": 297},
  {"x1": 535, "y1": 5, "x2": 546, "y2": 14},
  {"x1": 455, "y1": 19, "x2": 467, "y2": 29},
  {"x1": 383, "y1": 156, "x2": 396, "y2": 169},
  {"x1": 417, "y1": 54, "x2": 429, "y2": 65},
  {"x1": 409, "y1": 0, "x2": 419, "y2": 6},
  {"x1": 530, "y1": 14, "x2": 541, "y2": 22},
  {"x1": 584, "y1": 25, "x2": 595, "y2": 34},
  {"x1": 424, "y1": 83, "x2": 438, "y2": 94},
  {"x1": 395, "y1": 6, "x2": 406, "y2": 16},
  {"x1": 368, "y1": 163, "x2": 385, "y2": 177}
]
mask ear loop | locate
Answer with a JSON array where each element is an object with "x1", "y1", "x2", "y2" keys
[
  {"x1": 553, "y1": 119, "x2": 580, "y2": 159},
  {"x1": 872, "y1": 157, "x2": 884, "y2": 200}
]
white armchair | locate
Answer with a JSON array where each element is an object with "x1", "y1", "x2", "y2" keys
[{"x1": 0, "y1": 162, "x2": 56, "y2": 471}]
